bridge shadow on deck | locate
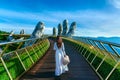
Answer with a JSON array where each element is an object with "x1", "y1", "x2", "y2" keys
[{"x1": 20, "y1": 40, "x2": 100, "y2": 80}]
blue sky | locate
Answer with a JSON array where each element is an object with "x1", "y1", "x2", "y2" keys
[{"x1": 0, "y1": 0, "x2": 120, "y2": 37}]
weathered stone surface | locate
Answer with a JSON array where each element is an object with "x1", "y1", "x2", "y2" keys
[
  {"x1": 53, "y1": 27, "x2": 56, "y2": 36},
  {"x1": 24, "y1": 21, "x2": 45, "y2": 46},
  {"x1": 31, "y1": 21, "x2": 45, "y2": 38},
  {"x1": 58, "y1": 23, "x2": 62, "y2": 36},
  {"x1": 2, "y1": 21, "x2": 45, "y2": 60},
  {"x1": 62, "y1": 19, "x2": 68, "y2": 36},
  {"x1": 67, "y1": 22, "x2": 76, "y2": 37},
  {"x1": 7, "y1": 30, "x2": 15, "y2": 41},
  {"x1": 20, "y1": 29, "x2": 25, "y2": 34}
]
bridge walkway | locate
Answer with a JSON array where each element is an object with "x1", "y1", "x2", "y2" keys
[{"x1": 20, "y1": 40, "x2": 100, "y2": 80}]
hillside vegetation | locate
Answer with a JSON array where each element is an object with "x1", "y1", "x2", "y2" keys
[
  {"x1": 0, "y1": 39, "x2": 50, "y2": 80},
  {"x1": 60, "y1": 37, "x2": 120, "y2": 80},
  {"x1": 0, "y1": 30, "x2": 9, "y2": 40}
]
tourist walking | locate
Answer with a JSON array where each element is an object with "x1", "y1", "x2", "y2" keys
[{"x1": 53, "y1": 36, "x2": 69, "y2": 80}]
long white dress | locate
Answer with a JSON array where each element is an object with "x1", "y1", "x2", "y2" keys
[{"x1": 54, "y1": 42, "x2": 69, "y2": 76}]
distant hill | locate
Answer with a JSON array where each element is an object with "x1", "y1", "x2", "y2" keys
[
  {"x1": 73, "y1": 36, "x2": 120, "y2": 44},
  {"x1": 0, "y1": 30, "x2": 9, "y2": 34},
  {"x1": 92, "y1": 37, "x2": 120, "y2": 44},
  {"x1": 0, "y1": 30, "x2": 9, "y2": 40}
]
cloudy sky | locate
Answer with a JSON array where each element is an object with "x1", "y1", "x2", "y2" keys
[{"x1": 0, "y1": 0, "x2": 120, "y2": 37}]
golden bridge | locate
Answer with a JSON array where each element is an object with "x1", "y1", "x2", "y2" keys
[{"x1": 0, "y1": 35, "x2": 120, "y2": 80}]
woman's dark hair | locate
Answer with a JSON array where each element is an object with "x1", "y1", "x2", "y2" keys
[{"x1": 56, "y1": 36, "x2": 62, "y2": 48}]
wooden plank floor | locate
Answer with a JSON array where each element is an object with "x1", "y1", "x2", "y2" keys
[{"x1": 20, "y1": 40, "x2": 100, "y2": 80}]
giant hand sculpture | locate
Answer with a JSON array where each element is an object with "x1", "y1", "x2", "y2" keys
[
  {"x1": 20, "y1": 29, "x2": 24, "y2": 34},
  {"x1": 31, "y1": 21, "x2": 45, "y2": 38},
  {"x1": 58, "y1": 23, "x2": 62, "y2": 36},
  {"x1": 53, "y1": 27, "x2": 56, "y2": 36},
  {"x1": 67, "y1": 22, "x2": 76, "y2": 37},
  {"x1": 24, "y1": 21, "x2": 45, "y2": 46},
  {"x1": 7, "y1": 30, "x2": 15, "y2": 41},
  {"x1": 62, "y1": 19, "x2": 68, "y2": 36}
]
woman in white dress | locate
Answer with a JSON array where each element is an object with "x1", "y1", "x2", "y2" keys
[{"x1": 53, "y1": 36, "x2": 69, "y2": 79}]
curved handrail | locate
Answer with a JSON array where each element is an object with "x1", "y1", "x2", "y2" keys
[
  {"x1": 0, "y1": 37, "x2": 50, "y2": 80},
  {"x1": 0, "y1": 38, "x2": 41, "y2": 46},
  {"x1": 80, "y1": 37, "x2": 120, "y2": 47},
  {"x1": 74, "y1": 37, "x2": 120, "y2": 58},
  {"x1": 72, "y1": 37, "x2": 120, "y2": 80}
]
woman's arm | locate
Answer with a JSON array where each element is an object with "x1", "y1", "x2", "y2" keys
[
  {"x1": 53, "y1": 42, "x2": 57, "y2": 50},
  {"x1": 62, "y1": 42, "x2": 66, "y2": 55}
]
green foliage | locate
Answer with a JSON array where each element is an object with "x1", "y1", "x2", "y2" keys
[
  {"x1": 109, "y1": 66, "x2": 120, "y2": 80},
  {"x1": 0, "y1": 30, "x2": 9, "y2": 34},
  {"x1": 0, "y1": 39, "x2": 50, "y2": 80},
  {"x1": 1, "y1": 43, "x2": 20, "y2": 53},
  {"x1": 0, "y1": 30, "x2": 9, "y2": 40},
  {"x1": 92, "y1": 57, "x2": 102, "y2": 69},
  {"x1": 61, "y1": 37, "x2": 120, "y2": 80}
]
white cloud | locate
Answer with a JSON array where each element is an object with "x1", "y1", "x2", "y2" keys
[
  {"x1": 0, "y1": 9, "x2": 59, "y2": 23},
  {"x1": 57, "y1": 10, "x2": 120, "y2": 37},
  {"x1": 109, "y1": 0, "x2": 120, "y2": 9},
  {"x1": 0, "y1": 23, "x2": 34, "y2": 34},
  {"x1": 0, "y1": 8, "x2": 120, "y2": 37},
  {"x1": 0, "y1": 23, "x2": 53, "y2": 35},
  {"x1": 44, "y1": 27, "x2": 53, "y2": 35},
  {"x1": 62, "y1": 11, "x2": 120, "y2": 37},
  {"x1": 75, "y1": 27, "x2": 120, "y2": 37}
]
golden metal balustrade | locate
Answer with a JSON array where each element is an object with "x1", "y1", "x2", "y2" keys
[
  {"x1": 72, "y1": 37, "x2": 120, "y2": 80},
  {"x1": 0, "y1": 38, "x2": 50, "y2": 80}
]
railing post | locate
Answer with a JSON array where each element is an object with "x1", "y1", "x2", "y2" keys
[
  {"x1": 0, "y1": 44, "x2": 9, "y2": 56},
  {"x1": 78, "y1": 45, "x2": 82, "y2": 52},
  {"x1": 81, "y1": 47, "x2": 85, "y2": 55},
  {"x1": 15, "y1": 51, "x2": 26, "y2": 71},
  {"x1": 84, "y1": 40, "x2": 93, "y2": 60},
  {"x1": 96, "y1": 54, "x2": 107, "y2": 71},
  {"x1": 16, "y1": 42, "x2": 23, "y2": 50},
  {"x1": 86, "y1": 52, "x2": 91, "y2": 60},
  {"x1": 109, "y1": 44, "x2": 120, "y2": 58},
  {"x1": 0, "y1": 44, "x2": 13, "y2": 80},
  {"x1": 83, "y1": 48, "x2": 88, "y2": 57},
  {"x1": 105, "y1": 62, "x2": 120, "y2": 80},
  {"x1": 80, "y1": 41, "x2": 89, "y2": 56},
  {"x1": 38, "y1": 43, "x2": 43, "y2": 53},
  {"x1": 0, "y1": 57, "x2": 13, "y2": 80},
  {"x1": 86, "y1": 40, "x2": 96, "y2": 62},
  {"x1": 90, "y1": 41, "x2": 102, "y2": 65},
  {"x1": 74, "y1": 37, "x2": 120, "y2": 80},
  {"x1": 25, "y1": 48, "x2": 34, "y2": 64},
  {"x1": 76, "y1": 44, "x2": 80, "y2": 51},
  {"x1": 31, "y1": 45, "x2": 39, "y2": 59},
  {"x1": 100, "y1": 42, "x2": 117, "y2": 62},
  {"x1": 0, "y1": 38, "x2": 49, "y2": 80},
  {"x1": 35, "y1": 44, "x2": 42, "y2": 56}
]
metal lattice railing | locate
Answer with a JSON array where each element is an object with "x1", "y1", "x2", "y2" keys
[
  {"x1": 0, "y1": 38, "x2": 50, "y2": 80},
  {"x1": 72, "y1": 37, "x2": 120, "y2": 80}
]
